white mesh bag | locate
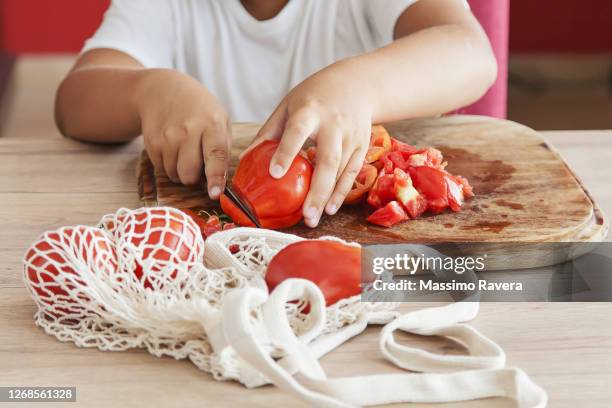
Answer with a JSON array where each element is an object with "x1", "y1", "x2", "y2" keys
[{"x1": 24, "y1": 207, "x2": 547, "y2": 407}]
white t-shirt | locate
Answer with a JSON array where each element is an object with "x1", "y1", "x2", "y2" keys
[{"x1": 83, "y1": 0, "x2": 418, "y2": 122}]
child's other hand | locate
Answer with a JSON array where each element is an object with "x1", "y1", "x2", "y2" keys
[
  {"x1": 244, "y1": 61, "x2": 373, "y2": 227},
  {"x1": 137, "y1": 69, "x2": 231, "y2": 199}
]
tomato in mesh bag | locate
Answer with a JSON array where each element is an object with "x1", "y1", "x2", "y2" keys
[
  {"x1": 24, "y1": 226, "x2": 117, "y2": 318},
  {"x1": 101, "y1": 207, "x2": 204, "y2": 289},
  {"x1": 23, "y1": 208, "x2": 206, "y2": 321}
]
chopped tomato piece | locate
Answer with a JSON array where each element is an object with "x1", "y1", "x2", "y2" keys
[
  {"x1": 453, "y1": 175, "x2": 474, "y2": 198},
  {"x1": 371, "y1": 125, "x2": 393, "y2": 152},
  {"x1": 380, "y1": 153, "x2": 394, "y2": 173},
  {"x1": 407, "y1": 151, "x2": 428, "y2": 167},
  {"x1": 446, "y1": 176, "x2": 464, "y2": 212},
  {"x1": 371, "y1": 159, "x2": 384, "y2": 172},
  {"x1": 367, "y1": 171, "x2": 395, "y2": 208},
  {"x1": 202, "y1": 215, "x2": 222, "y2": 237},
  {"x1": 386, "y1": 151, "x2": 408, "y2": 171},
  {"x1": 366, "y1": 201, "x2": 408, "y2": 227},
  {"x1": 406, "y1": 148, "x2": 443, "y2": 168},
  {"x1": 410, "y1": 166, "x2": 449, "y2": 213},
  {"x1": 428, "y1": 197, "x2": 449, "y2": 214},
  {"x1": 345, "y1": 164, "x2": 378, "y2": 205},
  {"x1": 391, "y1": 138, "x2": 419, "y2": 154},
  {"x1": 393, "y1": 169, "x2": 427, "y2": 219},
  {"x1": 411, "y1": 166, "x2": 448, "y2": 200},
  {"x1": 365, "y1": 146, "x2": 385, "y2": 163},
  {"x1": 425, "y1": 147, "x2": 444, "y2": 167},
  {"x1": 404, "y1": 193, "x2": 428, "y2": 218}
]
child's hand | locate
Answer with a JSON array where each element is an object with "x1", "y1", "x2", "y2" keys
[
  {"x1": 137, "y1": 69, "x2": 231, "y2": 199},
  {"x1": 245, "y1": 61, "x2": 373, "y2": 227}
]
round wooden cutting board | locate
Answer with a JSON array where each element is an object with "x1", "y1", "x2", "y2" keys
[{"x1": 138, "y1": 116, "x2": 608, "y2": 246}]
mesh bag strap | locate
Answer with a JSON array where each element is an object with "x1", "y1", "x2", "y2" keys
[{"x1": 222, "y1": 280, "x2": 547, "y2": 407}]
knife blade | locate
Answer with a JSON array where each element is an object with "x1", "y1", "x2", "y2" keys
[{"x1": 224, "y1": 185, "x2": 262, "y2": 228}]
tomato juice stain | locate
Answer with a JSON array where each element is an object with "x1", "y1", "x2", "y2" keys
[
  {"x1": 460, "y1": 221, "x2": 512, "y2": 233},
  {"x1": 494, "y1": 199, "x2": 524, "y2": 210},
  {"x1": 437, "y1": 147, "x2": 515, "y2": 195}
]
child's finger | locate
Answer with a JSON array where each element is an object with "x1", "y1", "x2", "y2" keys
[
  {"x1": 240, "y1": 100, "x2": 287, "y2": 160},
  {"x1": 162, "y1": 147, "x2": 180, "y2": 183},
  {"x1": 176, "y1": 135, "x2": 203, "y2": 186},
  {"x1": 269, "y1": 110, "x2": 318, "y2": 179},
  {"x1": 146, "y1": 145, "x2": 164, "y2": 177},
  {"x1": 325, "y1": 147, "x2": 366, "y2": 215},
  {"x1": 302, "y1": 127, "x2": 342, "y2": 228},
  {"x1": 202, "y1": 124, "x2": 230, "y2": 199}
]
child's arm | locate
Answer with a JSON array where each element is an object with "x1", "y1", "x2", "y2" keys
[
  {"x1": 249, "y1": 0, "x2": 497, "y2": 227},
  {"x1": 55, "y1": 49, "x2": 230, "y2": 198}
]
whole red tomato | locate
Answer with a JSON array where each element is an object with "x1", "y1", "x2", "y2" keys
[
  {"x1": 24, "y1": 226, "x2": 117, "y2": 318},
  {"x1": 104, "y1": 208, "x2": 204, "y2": 288},
  {"x1": 266, "y1": 240, "x2": 365, "y2": 306},
  {"x1": 221, "y1": 140, "x2": 313, "y2": 229}
]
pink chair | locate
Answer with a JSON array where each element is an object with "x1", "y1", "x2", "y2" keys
[{"x1": 455, "y1": 0, "x2": 509, "y2": 119}]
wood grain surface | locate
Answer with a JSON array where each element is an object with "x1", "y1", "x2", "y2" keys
[
  {"x1": 2, "y1": 57, "x2": 612, "y2": 408},
  {"x1": 139, "y1": 116, "x2": 609, "y2": 245}
]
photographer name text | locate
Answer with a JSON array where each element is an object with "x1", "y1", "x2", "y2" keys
[{"x1": 372, "y1": 279, "x2": 523, "y2": 292}]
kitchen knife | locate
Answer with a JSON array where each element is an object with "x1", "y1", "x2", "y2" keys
[{"x1": 224, "y1": 185, "x2": 262, "y2": 228}]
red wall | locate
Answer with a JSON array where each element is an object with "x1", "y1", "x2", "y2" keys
[{"x1": 0, "y1": 0, "x2": 109, "y2": 54}]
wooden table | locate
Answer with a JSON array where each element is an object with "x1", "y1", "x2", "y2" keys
[{"x1": 1, "y1": 58, "x2": 612, "y2": 407}]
